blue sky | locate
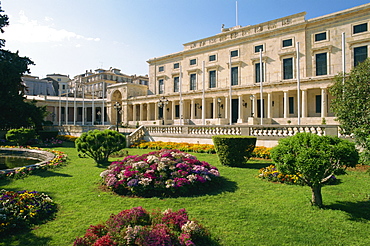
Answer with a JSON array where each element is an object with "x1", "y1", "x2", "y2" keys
[{"x1": 1, "y1": 0, "x2": 369, "y2": 78}]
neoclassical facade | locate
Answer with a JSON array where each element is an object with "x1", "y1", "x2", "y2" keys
[{"x1": 108, "y1": 3, "x2": 369, "y2": 127}]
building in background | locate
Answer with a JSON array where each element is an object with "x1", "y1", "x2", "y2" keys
[{"x1": 106, "y1": 3, "x2": 369, "y2": 126}]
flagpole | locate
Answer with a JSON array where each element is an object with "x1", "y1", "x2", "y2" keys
[
  {"x1": 259, "y1": 49, "x2": 263, "y2": 125},
  {"x1": 297, "y1": 42, "x2": 301, "y2": 125},
  {"x1": 202, "y1": 61, "x2": 205, "y2": 125},
  {"x1": 229, "y1": 54, "x2": 232, "y2": 125},
  {"x1": 179, "y1": 65, "x2": 183, "y2": 125}
]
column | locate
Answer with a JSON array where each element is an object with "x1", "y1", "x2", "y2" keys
[
  {"x1": 154, "y1": 103, "x2": 158, "y2": 120},
  {"x1": 140, "y1": 103, "x2": 144, "y2": 122},
  {"x1": 321, "y1": 88, "x2": 327, "y2": 118},
  {"x1": 163, "y1": 102, "x2": 168, "y2": 121},
  {"x1": 172, "y1": 101, "x2": 176, "y2": 120},
  {"x1": 190, "y1": 99, "x2": 195, "y2": 120},
  {"x1": 283, "y1": 91, "x2": 288, "y2": 118},
  {"x1": 252, "y1": 95, "x2": 257, "y2": 118},
  {"x1": 302, "y1": 89, "x2": 307, "y2": 118},
  {"x1": 267, "y1": 92, "x2": 272, "y2": 119},
  {"x1": 133, "y1": 104, "x2": 137, "y2": 122},
  {"x1": 238, "y1": 95, "x2": 243, "y2": 123},
  {"x1": 213, "y1": 98, "x2": 217, "y2": 119},
  {"x1": 147, "y1": 103, "x2": 151, "y2": 121},
  {"x1": 225, "y1": 96, "x2": 229, "y2": 120}
]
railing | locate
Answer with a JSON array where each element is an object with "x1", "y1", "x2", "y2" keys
[
  {"x1": 126, "y1": 125, "x2": 146, "y2": 147},
  {"x1": 249, "y1": 125, "x2": 326, "y2": 137},
  {"x1": 145, "y1": 125, "x2": 339, "y2": 138}
]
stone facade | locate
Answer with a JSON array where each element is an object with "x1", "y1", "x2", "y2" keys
[{"x1": 108, "y1": 3, "x2": 369, "y2": 126}]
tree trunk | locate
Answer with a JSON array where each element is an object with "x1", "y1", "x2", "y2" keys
[{"x1": 311, "y1": 185, "x2": 323, "y2": 207}]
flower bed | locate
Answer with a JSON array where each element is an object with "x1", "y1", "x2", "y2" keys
[
  {"x1": 0, "y1": 189, "x2": 57, "y2": 234},
  {"x1": 258, "y1": 165, "x2": 337, "y2": 185},
  {"x1": 0, "y1": 146, "x2": 67, "y2": 179},
  {"x1": 56, "y1": 135, "x2": 78, "y2": 142},
  {"x1": 74, "y1": 206, "x2": 215, "y2": 246},
  {"x1": 101, "y1": 149, "x2": 220, "y2": 197},
  {"x1": 130, "y1": 140, "x2": 272, "y2": 159}
]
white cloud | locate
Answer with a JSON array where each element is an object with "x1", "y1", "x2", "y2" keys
[{"x1": 3, "y1": 11, "x2": 100, "y2": 44}]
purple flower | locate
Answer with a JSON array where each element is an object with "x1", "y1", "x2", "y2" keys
[{"x1": 127, "y1": 179, "x2": 139, "y2": 187}]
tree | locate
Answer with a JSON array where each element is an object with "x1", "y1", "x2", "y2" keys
[
  {"x1": 0, "y1": 3, "x2": 46, "y2": 131},
  {"x1": 75, "y1": 130, "x2": 126, "y2": 165},
  {"x1": 271, "y1": 133, "x2": 358, "y2": 207},
  {"x1": 330, "y1": 58, "x2": 370, "y2": 164}
]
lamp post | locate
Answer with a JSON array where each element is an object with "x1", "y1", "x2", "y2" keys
[
  {"x1": 217, "y1": 97, "x2": 223, "y2": 118},
  {"x1": 157, "y1": 96, "x2": 168, "y2": 123},
  {"x1": 113, "y1": 102, "x2": 121, "y2": 132},
  {"x1": 97, "y1": 111, "x2": 101, "y2": 125}
]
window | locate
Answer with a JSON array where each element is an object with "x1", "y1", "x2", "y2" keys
[
  {"x1": 57, "y1": 78, "x2": 61, "y2": 81},
  {"x1": 231, "y1": 67, "x2": 238, "y2": 85},
  {"x1": 230, "y1": 50, "x2": 238, "y2": 57},
  {"x1": 315, "y1": 32, "x2": 327, "y2": 42},
  {"x1": 315, "y1": 95, "x2": 321, "y2": 113},
  {"x1": 190, "y1": 59, "x2": 197, "y2": 65},
  {"x1": 173, "y1": 63, "x2": 180, "y2": 69},
  {"x1": 62, "y1": 85, "x2": 66, "y2": 90},
  {"x1": 282, "y1": 39, "x2": 293, "y2": 48},
  {"x1": 354, "y1": 46, "x2": 368, "y2": 66},
  {"x1": 255, "y1": 45, "x2": 264, "y2": 53},
  {"x1": 209, "y1": 70, "x2": 216, "y2": 88},
  {"x1": 315, "y1": 53, "x2": 327, "y2": 76},
  {"x1": 190, "y1": 74, "x2": 196, "y2": 90},
  {"x1": 173, "y1": 76, "x2": 179, "y2": 92},
  {"x1": 255, "y1": 62, "x2": 264, "y2": 82},
  {"x1": 283, "y1": 58, "x2": 293, "y2": 80},
  {"x1": 289, "y1": 97, "x2": 294, "y2": 114},
  {"x1": 209, "y1": 54, "x2": 216, "y2": 61},
  {"x1": 353, "y1": 23, "x2": 368, "y2": 34},
  {"x1": 158, "y1": 66, "x2": 164, "y2": 72},
  {"x1": 158, "y1": 79, "x2": 164, "y2": 94}
]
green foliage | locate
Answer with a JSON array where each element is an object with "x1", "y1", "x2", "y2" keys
[
  {"x1": 212, "y1": 135, "x2": 256, "y2": 167},
  {"x1": 75, "y1": 129, "x2": 126, "y2": 165},
  {"x1": 5, "y1": 128, "x2": 36, "y2": 146},
  {"x1": 271, "y1": 133, "x2": 359, "y2": 207},
  {"x1": 37, "y1": 130, "x2": 59, "y2": 141},
  {"x1": 330, "y1": 58, "x2": 370, "y2": 164}
]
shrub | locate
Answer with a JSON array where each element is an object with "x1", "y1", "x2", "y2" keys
[
  {"x1": 0, "y1": 189, "x2": 57, "y2": 234},
  {"x1": 74, "y1": 207, "x2": 215, "y2": 246},
  {"x1": 100, "y1": 149, "x2": 220, "y2": 197},
  {"x1": 212, "y1": 135, "x2": 256, "y2": 167},
  {"x1": 271, "y1": 133, "x2": 358, "y2": 207},
  {"x1": 5, "y1": 128, "x2": 36, "y2": 146},
  {"x1": 75, "y1": 129, "x2": 126, "y2": 165}
]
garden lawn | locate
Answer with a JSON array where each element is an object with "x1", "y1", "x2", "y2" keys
[{"x1": 0, "y1": 145, "x2": 369, "y2": 246}]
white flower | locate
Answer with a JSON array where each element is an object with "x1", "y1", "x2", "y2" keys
[
  {"x1": 100, "y1": 170, "x2": 110, "y2": 178},
  {"x1": 181, "y1": 220, "x2": 201, "y2": 234},
  {"x1": 209, "y1": 169, "x2": 220, "y2": 176},
  {"x1": 158, "y1": 162, "x2": 167, "y2": 171},
  {"x1": 124, "y1": 225, "x2": 141, "y2": 243},
  {"x1": 187, "y1": 174, "x2": 197, "y2": 182},
  {"x1": 138, "y1": 178, "x2": 152, "y2": 186},
  {"x1": 132, "y1": 161, "x2": 148, "y2": 169},
  {"x1": 165, "y1": 179, "x2": 174, "y2": 188},
  {"x1": 146, "y1": 155, "x2": 158, "y2": 163}
]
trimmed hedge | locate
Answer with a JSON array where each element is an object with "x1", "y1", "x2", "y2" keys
[
  {"x1": 212, "y1": 135, "x2": 257, "y2": 167},
  {"x1": 38, "y1": 131, "x2": 59, "y2": 140}
]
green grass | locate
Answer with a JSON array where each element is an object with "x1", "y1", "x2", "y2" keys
[{"x1": 1, "y1": 144, "x2": 370, "y2": 246}]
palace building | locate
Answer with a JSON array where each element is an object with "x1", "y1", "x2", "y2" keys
[
  {"x1": 106, "y1": 3, "x2": 369, "y2": 127},
  {"x1": 29, "y1": 3, "x2": 369, "y2": 128}
]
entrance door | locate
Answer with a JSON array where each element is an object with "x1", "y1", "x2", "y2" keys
[{"x1": 232, "y1": 99, "x2": 239, "y2": 123}]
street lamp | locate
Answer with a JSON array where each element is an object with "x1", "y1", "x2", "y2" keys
[
  {"x1": 97, "y1": 111, "x2": 101, "y2": 125},
  {"x1": 113, "y1": 102, "x2": 121, "y2": 131},
  {"x1": 217, "y1": 98, "x2": 223, "y2": 118},
  {"x1": 157, "y1": 96, "x2": 169, "y2": 120}
]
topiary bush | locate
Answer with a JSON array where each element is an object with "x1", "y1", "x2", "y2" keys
[
  {"x1": 271, "y1": 132, "x2": 358, "y2": 207},
  {"x1": 5, "y1": 128, "x2": 36, "y2": 146},
  {"x1": 75, "y1": 129, "x2": 126, "y2": 165},
  {"x1": 100, "y1": 149, "x2": 220, "y2": 197},
  {"x1": 212, "y1": 135, "x2": 257, "y2": 167}
]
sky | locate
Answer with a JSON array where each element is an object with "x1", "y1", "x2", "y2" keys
[{"x1": 1, "y1": 0, "x2": 369, "y2": 79}]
